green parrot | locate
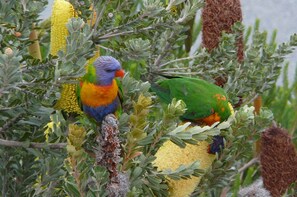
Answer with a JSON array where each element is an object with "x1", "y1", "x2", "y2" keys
[{"x1": 151, "y1": 77, "x2": 232, "y2": 153}]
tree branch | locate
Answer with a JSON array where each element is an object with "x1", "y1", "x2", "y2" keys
[
  {"x1": 159, "y1": 55, "x2": 200, "y2": 68},
  {"x1": 0, "y1": 138, "x2": 66, "y2": 149},
  {"x1": 0, "y1": 113, "x2": 24, "y2": 134},
  {"x1": 96, "y1": 26, "x2": 154, "y2": 41},
  {"x1": 238, "y1": 157, "x2": 259, "y2": 173}
]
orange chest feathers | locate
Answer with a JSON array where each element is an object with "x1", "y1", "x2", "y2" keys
[{"x1": 80, "y1": 79, "x2": 119, "y2": 107}]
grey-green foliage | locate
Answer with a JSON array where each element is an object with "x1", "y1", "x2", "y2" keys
[
  {"x1": 192, "y1": 106, "x2": 274, "y2": 196},
  {"x1": 56, "y1": 18, "x2": 94, "y2": 80},
  {"x1": 90, "y1": 0, "x2": 204, "y2": 80},
  {"x1": 160, "y1": 161, "x2": 204, "y2": 180},
  {"x1": 194, "y1": 22, "x2": 297, "y2": 105},
  {"x1": 154, "y1": 21, "x2": 297, "y2": 106},
  {"x1": 1, "y1": 0, "x2": 297, "y2": 196},
  {"x1": 0, "y1": 51, "x2": 22, "y2": 92},
  {"x1": 263, "y1": 63, "x2": 297, "y2": 137},
  {"x1": 0, "y1": 0, "x2": 47, "y2": 56},
  {"x1": 125, "y1": 96, "x2": 233, "y2": 196},
  {"x1": 63, "y1": 153, "x2": 110, "y2": 197}
]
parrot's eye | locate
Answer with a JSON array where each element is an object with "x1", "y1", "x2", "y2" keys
[{"x1": 105, "y1": 69, "x2": 115, "y2": 73}]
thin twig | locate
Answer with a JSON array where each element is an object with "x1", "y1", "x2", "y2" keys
[
  {"x1": 159, "y1": 55, "x2": 200, "y2": 67},
  {"x1": 159, "y1": 71, "x2": 202, "y2": 75},
  {"x1": 0, "y1": 113, "x2": 24, "y2": 133},
  {"x1": 154, "y1": 31, "x2": 175, "y2": 67},
  {"x1": 93, "y1": 3, "x2": 106, "y2": 32},
  {"x1": 238, "y1": 157, "x2": 259, "y2": 173},
  {"x1": 0, "y1": 138, "x2": 66, "y2": 149},
  {"x1": 97, "y1": 44, "x2": 115, "y2": 53},
  {"x1": 97, "y1": 26, "x2": 154, "y2": 40}
]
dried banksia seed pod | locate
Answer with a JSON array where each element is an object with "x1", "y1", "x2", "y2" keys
[
  {"x1": 260, "y1": 126, "x2": 297, "y2": 197},
  {"x1": 202, "y1": 0, "x2": 244, "y2": 62}
]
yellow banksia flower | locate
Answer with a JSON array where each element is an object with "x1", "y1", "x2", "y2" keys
[
  {"x1": 50, "y1": 0, "x2": 76, "y2": 56},
  {"x1": 154, "y1": 103, "x2": 234, "y2": 197},
  {"x1": 154, "y1": 139, "x2": 216, "y2": 197},
  {"x1": 54, "y1": 84, "x2": 83, "y2": 114}
]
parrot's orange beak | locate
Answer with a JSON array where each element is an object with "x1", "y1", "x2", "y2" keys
[{"x1": 115, "y1": 69, "x2": 125, "y2": 78}]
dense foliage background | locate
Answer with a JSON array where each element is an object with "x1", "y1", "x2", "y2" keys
[{"x1": 0, "y1": 0, "x2": 296, "y2": 196}]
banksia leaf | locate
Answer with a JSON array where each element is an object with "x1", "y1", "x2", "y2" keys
[
  {"x1": 50, "y1": 0, "x2": 76, "y2": 56},
  {"x1": 260, "y1": 126, "x2": 297, "y2": 197}
]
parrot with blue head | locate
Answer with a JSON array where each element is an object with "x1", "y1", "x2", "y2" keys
[{"x1": 78, "y1": 56, "x2": 124, "y2": 122}]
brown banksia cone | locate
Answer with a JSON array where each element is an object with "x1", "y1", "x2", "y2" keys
[
  {"x1": 202, "y1": 0, "x2": 244, "y2": 61},
  {"x1": 202, "y1": 0, "x2": 244, "y2": 87},
  {"x1": 260, "y1": 126, "x2": 297, "y2": 197}
]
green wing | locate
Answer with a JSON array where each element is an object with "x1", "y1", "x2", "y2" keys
[
  {"x1": 82, "y1": 64, "x2": 97, "y2": 83},
  {"x1": 152, "y1": 77, "x2": 231, "y2": 122},
  {"x1": 115, "y1": 77, "x2": 124, "y2": 115}
]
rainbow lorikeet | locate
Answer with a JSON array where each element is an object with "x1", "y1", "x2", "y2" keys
[
  {"x1": 78, "y1": 56, "x2": 125, "y2": 122},
  {"x1": 151, "y1": 77, "x2": 232, "y2": 154}
]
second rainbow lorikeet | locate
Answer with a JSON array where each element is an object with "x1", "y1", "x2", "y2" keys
[
  {"x1": 78, "y1": 56, "x2": 125, "y2": 122},
  {"x1": 151, "y1": 77, "x2": 233, "y2": 154}
]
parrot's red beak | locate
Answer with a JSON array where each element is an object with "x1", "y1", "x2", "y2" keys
[{"x1": 115, "y1": 69, "x2": 125, "y2": 78}]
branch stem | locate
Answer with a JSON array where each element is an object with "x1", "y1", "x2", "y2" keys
[
  {"x1": 0, "y1": 138, "x2": 66, "y2": 149},
  {"x1": 159, "y1": 55, "x2": 200, "y2": 67},
  {"x1": 238, "y1": 157, "x2": 259, "y2": 173},
  {"x1": 97, "y1": 26, "x2": 154, "y2": 40},
  {"x1": 0, "y1": 113, "x2": 24, "y2": 134}
]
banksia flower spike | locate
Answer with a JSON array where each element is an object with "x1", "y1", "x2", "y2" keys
[
  {"x1": 66, "y1": 124, "x2": 87, "y2": 195},
  {"x1": 154, "y1": 140, "x2": 216, "y2": 197},
  {"x1": 54, "y1": 84, "x2": 83, "y2": 114},
  {"x1": 50, "y1": 0, "x2": 76, "y2": 56},
  {"x1": 154, "y1": 104, "x2": 235, "y2": 197},
  {"x1": 260, "y1": 126, "x2": 297, "y2": 197}
]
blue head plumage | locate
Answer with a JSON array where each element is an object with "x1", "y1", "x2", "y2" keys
[{"x1": 94, "y1": 56, "x2": 123, "y2": 85}]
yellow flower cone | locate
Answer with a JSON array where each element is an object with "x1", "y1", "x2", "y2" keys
[
  {"x1": 154, "y1": 103, "x2": 234, "y2": 197},
  {"x1": 154, "y1": 140, "x2": 216, "y2": 197},
  {"x1": 50, "y1": 0, "x2": 76, "y2": 56}
]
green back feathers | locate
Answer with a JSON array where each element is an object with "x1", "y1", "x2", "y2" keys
[
  {"x1": 82, "y1": 64, "x2": 97, "y2": 83},
  {"x1": 151, "y1": 77, "x2": 231, "y2": 122}
]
